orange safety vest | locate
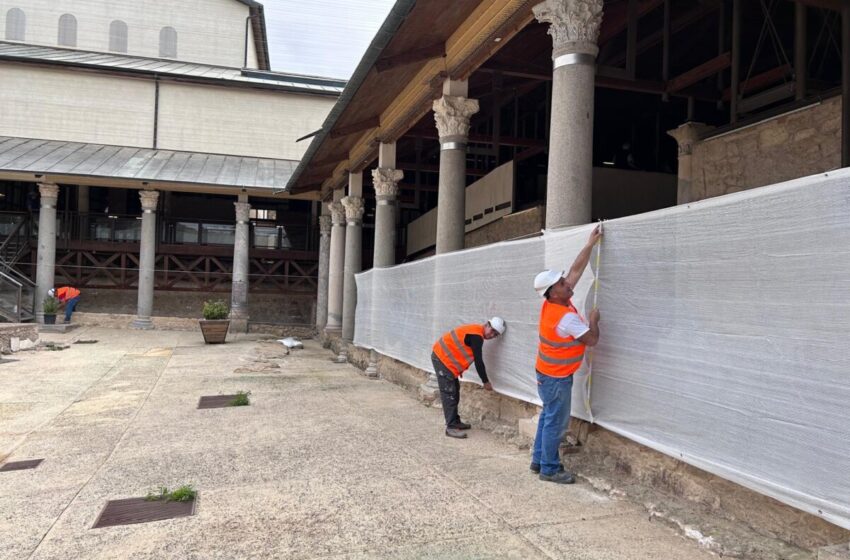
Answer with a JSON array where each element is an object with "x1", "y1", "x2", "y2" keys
[
  {"x1": 56, "y1": 286, "x2": 80, "y2": 301},
  {"x1": 536, "y1": 300, "x2": 586, "y2": 378},
  {"x1": 432, "y1": 324, "x2": 484, "y2": 377}
]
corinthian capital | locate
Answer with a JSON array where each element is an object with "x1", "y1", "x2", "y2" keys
[
  {"x1": 329, "y1": 201, "x2": 346, "y2": 226},
  {"x1": 667, "y1": 122, "x2": 713, "y2": 156},
  {"x1": 319, "y1": 215, "x2": 332, "y2": 236},
  {"x1": 139, "y1": 189, "x2": 159, "y2": 212},
  {"x1": 341, "y1": 196, "x2": 365, "y2": 224},
  {"x1": 234, "y1": 201, "x2": 251, "y2": 223},
  {"x1": 433, "y1": 95, "x2": 479, "y2": 140},
  {"x1": 37, "y1": 182, "x2": 59, "y2": 204},
  {"x1": 372, "y1": 168, "x2": 404, "y2": 200},
  {"x1": 533, "y1": 0, "x2": 603, "y2": 57}
]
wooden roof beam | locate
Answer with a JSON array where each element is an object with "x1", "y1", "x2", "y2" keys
[
  {"x1": 599, "y1": 0, "x2": 665, "y2": 45},
  {"x1": 375, "y1": 42, "x2": 446, "y2": 73},
  {"x1": 329, "y1": 116, "x2": 380, "y2": 139},
  {"x1": 666, "y1": 52, "x2": 731, "y2": 93},
  {"x1": 722, "y1": 64, "x2": 793, "y2": 101},
  {"x1": 786, "y1": 0, "x2": 843, "y2": 11}
]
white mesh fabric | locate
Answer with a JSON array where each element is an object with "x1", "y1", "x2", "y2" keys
[{"x1": 354, "y1": 169, "x2": 850, "y2": 529}]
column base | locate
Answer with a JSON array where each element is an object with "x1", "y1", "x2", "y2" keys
[
  {"x1": 229, "y1": 318, "x2": 249, "y2": 334},
  {"x1": 131, "y1": 317, "x2": 154, "y2": 330},
  {"x1": 334, "y1": 341, "x2": 348, "y2": 363},
  {"x1": 364, "y1": 350, "x2": 379, "y2": 379}
]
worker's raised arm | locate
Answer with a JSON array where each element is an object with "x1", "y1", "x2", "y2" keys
[{"x1": 564, "y1": 225, "x2": 602, "y2": 288}]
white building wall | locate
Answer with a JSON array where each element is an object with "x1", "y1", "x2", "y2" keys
[
  {"x1": 0, "y1": 0, "x2": 254, "y2": 68},
  {"x1": 0, "y1": 65, "x2": 154, "y2": 146},
  {"x1": 157, "y1": 83, "x2": 335, "y2": 160}
]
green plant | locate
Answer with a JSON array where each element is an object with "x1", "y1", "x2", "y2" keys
[
  {"x1": 42, "y1": 296, "x2": 60, "y2": 314},
  {"x1": 230, "y1": 390, "x2": 251, "y2": 406},
  {"x1": 145, "y1": 484, "x2": 197, "y2": 502},
  {"x1": 202, "y1": 300, "x2": 229, "y2": 320}
]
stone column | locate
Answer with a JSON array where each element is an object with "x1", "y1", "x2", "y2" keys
[
  {"x1": 433, "y1": 81, "x2": 478, "y2": 254},
  {"x1": 372, "y1": 168, "x2": 403, "y2": 268},
  {"x1": 534, "y1": 0, "x2": 603, "y2": 229},
  {"x1": 326, "y1": 193, "x2": 346, "y2": 333},
  {"x1": 131, "y1": 190, "x2": 159, "y2": 329},
  {"x1": 35, "y1": 183, "x2": 59, "y2": 323},
  {"x1": 668, "y1": 122, "x2": 713, "y2": 204},
  {"x1": 341, "y1": 194, "x2": 364, "y2": 344},
  {"x1": 230, "y1": 195, "x2": 251, "y2": 333},
  {"x1": 316, "y1": 205, "x2": 332, "y2": 331}
]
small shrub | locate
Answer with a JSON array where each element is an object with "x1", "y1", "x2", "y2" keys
[
  {"x1": 145, "y1": 485, "x2": 196, "y2": 502},
  {"x1": 230, "y1": 391, "x2": 251, "y2": 406},
  {"x1": 202, "y1": 300, "x2": 229, "y2": 320},
  {"x1": 42, "y1": 296, "x2": 60, "y2": 314}
]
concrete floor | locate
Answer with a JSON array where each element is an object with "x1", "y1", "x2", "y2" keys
[{"x1": 0, "y1": 327, "x2": 717, "y2": 559}]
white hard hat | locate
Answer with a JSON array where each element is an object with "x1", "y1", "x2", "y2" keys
[
  {"x1": 534, "y1": 269, "x2": 564, "y2": 298},
  {"x1": 488, "y1": 317, "x2": 506, "y2": 335},
  {"x1": 47, "y1": 288, "x2": 55, "y2": 297}
]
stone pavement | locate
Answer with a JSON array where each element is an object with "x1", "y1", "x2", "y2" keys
[{"x1": 0, "y1": 327, "x2": 717, "y2": 559}]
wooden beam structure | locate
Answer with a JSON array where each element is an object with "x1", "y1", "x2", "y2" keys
[
  {"x1": 666, "y1": 52, "x2": 731, "y2": 93},
  {"x1": 375, "y1": 42, "x2": 446, "y2": 73},
  {"x1": 329, "y1": 116, "x2": 381, "y2": 139},
  {"x1": 786, "y1": 0, "x2": 844, "y2": 12},
  {"x1": 722, "y1": 64, "x2": 793, "y2": 101}
]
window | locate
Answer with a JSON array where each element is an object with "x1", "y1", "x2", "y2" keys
[
  {"x1": 4, "y1": 8, "x2": 25, "y2": 41},
  {"x1": 249, "y1": 209, "x2": 277, "y2": 221},
  {"x1": 57, "y1": 14, "x2": 77, "y2": 47},
  {"x1": 109, "y1": 20, "x2": 127, "y2": 53},
  {"x1": 159, "y1": 26, "x2": 177, "y2": 58}
]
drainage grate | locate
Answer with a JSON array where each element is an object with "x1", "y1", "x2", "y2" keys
[
  {"x1": 92, "y1": 497, "x2": 196, "y2": 528},
  {"x1": 0, "y1": 459, "x2": 43, "y2": 471},
  {"x1": 197, "y1": 395, "x2": 240, "y2": 409}
]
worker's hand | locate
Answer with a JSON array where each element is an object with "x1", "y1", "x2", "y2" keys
[
  {"x1": 483, "y1": 382, "x2": 493, "y2": 391},
  {"x1": 590, "y1": 308, "x2": 600, "y2": 324},
  {"x1": 587, "y1": 224, "x2": 603, "y2": 246}
]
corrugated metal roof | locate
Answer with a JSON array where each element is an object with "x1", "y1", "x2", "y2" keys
[
  {"x1": 0, "y1": 137, "x2": 298, "y2": 191},
  {"x1": 0, "y1": 41, "x2": 344, "y2": 95}
]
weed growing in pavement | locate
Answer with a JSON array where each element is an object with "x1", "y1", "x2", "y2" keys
[
  {"x1": 145, "y1": 485, "x2": 197, "y2": 502},
  {"x1": 230, "y1": 391, "x2": 251, "y2": 406}
]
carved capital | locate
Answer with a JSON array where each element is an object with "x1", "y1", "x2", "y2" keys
[
  {"x1": 667, "y1": 122, "x2": 713, "y2": 156},
  {"x1": 37, "y1": 182, "x2": 59, "y2": 204},
  {"x1": 533, "y1": 0, "x2": 603, "y2": 57},
  {"x1": 234, "y1": 201, "x2": 251, "y2": 223},
  {"x1": 433, "y1": 95, "x2": 479, "y2": 140},
  {"x1": 341, "y1": 196, "x2": 365, "y2": 224},
  {"x1": 139, "y1": 189, "x2": 159, "y2": 212},
  {"x1": 319, "y1": 215, "x2": 332, "y2": 236},
  {"x1": 329, "y1": 201, "x2": 346, "y2": 226},
  {"x1": 372, "y1": 168, "x2": 404, "y2": 200}
]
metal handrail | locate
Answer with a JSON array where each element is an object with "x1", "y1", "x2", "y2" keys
[{"x1": 0, "y1": 268, "x2": 24, "y2": 323}]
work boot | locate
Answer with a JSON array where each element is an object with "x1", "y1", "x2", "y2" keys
[
  {"x1": 539, "y1": 470, "x2": 575, "y2": 484},
  {"x1": 448, "y1": 421, "x2": 471, "y2": 430},
  {"x1": 445, "y1": 428, "x2": 468, "y2": 439},
  {"x1": 530, "y1": 463, "x2": 565, "y2": 475}
]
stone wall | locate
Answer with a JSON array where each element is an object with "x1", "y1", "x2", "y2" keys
[
  {"x1": 0, "y1": 323, "x2": 38, "y2": 353},
  {"x1": 465, "y1": 205, "x2": 545, "y2": 249},
  {"x1": 689, "y1": 95, "x2": 841, "y2": 201}
]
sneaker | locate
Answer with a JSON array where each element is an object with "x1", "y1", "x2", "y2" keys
[
  {"x1": 530, "y1": 463, "x2": 565, "y2": 474},
  {"x1": 448, "y1": 421, "x2": 471, "y2": 430},
  {"x1": 445, "y1": 428, "x2": 468, "y2": 439},
  {"x1": 539, "y1": 470, "x2": 575, "y2": 484}
]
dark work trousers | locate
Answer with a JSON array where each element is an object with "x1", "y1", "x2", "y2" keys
[{"x1": 432, "y1": 353, "x2": 461, "y2": 427}]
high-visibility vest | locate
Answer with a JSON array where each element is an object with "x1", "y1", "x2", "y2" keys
[
  {"x1": 536, "y1": 300, "x2": 586, "y2": 378},
  {"x1": 57, "y1": 286, "x2": 80, "y2": 301},
  {"x1": 432, "y1": 324, "x2": 484, "y2": 377}
]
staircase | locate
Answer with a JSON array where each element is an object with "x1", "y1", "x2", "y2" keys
[{"x1": 0, "y1": 214, "x2": 35, "y2": 323}]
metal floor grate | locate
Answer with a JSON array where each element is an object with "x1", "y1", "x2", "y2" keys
[
  {"x1": 92, "y1": 497, "x2": 196, "y2": 528},
  {"x1": 0, "y1": 459, "x2": 43, "y2": 471},
  {"x1": 197, "y1": 395, "x2": 240, "y2": 409}
]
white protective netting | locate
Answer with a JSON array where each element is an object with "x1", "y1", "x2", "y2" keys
[{"x1": 355, "y1": 169, "x2": 850, "y2": 530}]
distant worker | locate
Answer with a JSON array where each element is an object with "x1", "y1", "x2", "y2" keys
[
  {"x1": 431, "y1": 317, "x2": 506, "y2": 439},
  {"x1": 48, "y1": 286, "x2": 81, "y2": 324},
  {"x1": 531, "y1": 226, "x2": 602, "y2": 484}
]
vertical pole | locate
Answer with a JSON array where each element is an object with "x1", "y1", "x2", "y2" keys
[
  {"x1": 35, "y1": 183, "x2": 59, "y2": 323},
  {"x1": 132, "y1": 190, "x2": 159, "y2": 330},
  {"x1": 795, "y1": 2, "x2": 807, "y2": 101},
  {"x1": 843, "y1": 4, "x2": 850, "y2": 167},
  {"x1": 717, "y1": 0, "x2": 726, "y2": 109},
  {"x1": 230, "y1": 193, "x2": 251, "y2": 333},
  {"x1": 626, "y1": 0, "x2": 638, "y2": 78},
  {"x1": 731, "y1": 0, "x2": 741, "y2": 124},
  {"x1": 662, "y1": 0, "x2": 670, "y2": 102}
]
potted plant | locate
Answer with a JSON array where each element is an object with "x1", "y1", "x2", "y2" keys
[
  {"x1": 42, "y1": 295, "x2": 60, "y2": 325},
  {"x1": 199, "y1": 300, "x2": 229, "y2": 344}
]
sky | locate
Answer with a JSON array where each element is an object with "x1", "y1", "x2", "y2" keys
[{"x1": 261, "y1": 0, "x2": 395, "y2": 79}]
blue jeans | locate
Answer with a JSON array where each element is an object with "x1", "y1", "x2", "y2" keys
[
  {"x1": 64, "y1": 296, "x2": 80, "y2": 321},
  {"x1": 532, "y1": 372, "x2": 573, "y2": 475}
]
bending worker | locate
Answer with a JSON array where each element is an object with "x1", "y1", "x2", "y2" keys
[
  {"x1": 431, "y1": 317, "x2": 506, "y2": 439},
  {"x1": 532, "y1": 226, "x2": 602, "y2": 484},
  {"x1": 48, "y1": 286, "x2": 81, "y2": 324}
]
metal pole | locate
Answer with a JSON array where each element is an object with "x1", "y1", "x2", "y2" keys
[
  {"x1": 627, "y1": 0, "x2": 638, "y2": 78},
  {"x1": 662, "y1": 0, "x2": 670, "y2": 102},
  {"x1": 841, "y1": 5, "x2": 850, "y2": 167},
  {"x1": 731, "y1": 0, "x2": 741, "y2": 124},
  {"x1": 717, "y1": 0, "x2": 726, "y2": 109},
  {"x1": 795, "y1": 2, "x2": 807, "y2": 101}
]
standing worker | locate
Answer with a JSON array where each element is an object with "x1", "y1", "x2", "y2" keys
[
  {"x1": 431, "y1": 317, "x2": 506, "y2": 439},
  {"x1": 48, "y1": 286, "x2": 81, "y2": 324},
  {"x1": 531, "y1": 226, "x2": 602, "y2": 484}
]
